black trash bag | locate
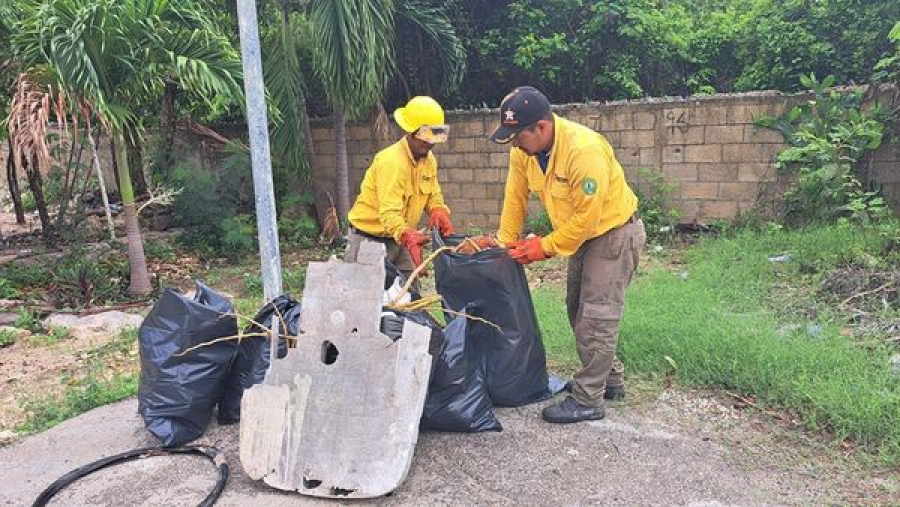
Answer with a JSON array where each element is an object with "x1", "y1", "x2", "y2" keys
[
  {"x1": 420, "y1": 306, "x2": 502, "y2": 432},
  {"x1": 380, "y1": 309, "x2": 445, "y2": 378},
  {"x1": 432, "y1": 233, "x2": 550, "y2": 406},
  {"x1": 384, "y1": 259, "x2": 405, "y2": 290},
  {"x1": 138, "y1": 281, "x2": 238, "y2": 447},
  {"x1": 217, "y1": 295, "x2": 299, "y2": 424}
]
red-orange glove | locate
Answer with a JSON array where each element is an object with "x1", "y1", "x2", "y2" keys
[
  {"x1": 429, "y1": 208, "x2": 454, "y2": 236},
  {"x1": 507, "y1": 236, "x2": 550, "y2": 264},
  {"x1": 400, "y1": 228, "x2": 429, "y2": 268}
]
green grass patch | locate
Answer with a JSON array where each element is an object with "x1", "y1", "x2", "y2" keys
[
  {"x1": 0, "y1": 328, "x2": 17, "y2": 347},
  {"x1": 18, "y1": 329, "x2": 139, "y2": 434},
  {"x1": 531, "y1": 288, "x2": 580, "y2": 372},
  {"x1": 614, "y1": 221, "x2": 900, "y2": 463},
  {"x1": 18, "y1": 372, "x2": 138, "y2": 433}
]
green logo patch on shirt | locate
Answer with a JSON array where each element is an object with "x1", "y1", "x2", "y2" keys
[{"x1": 581, "y1": 177, "x2": 597, "y2": 195}]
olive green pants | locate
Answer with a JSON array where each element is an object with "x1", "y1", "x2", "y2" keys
[{"x1": 566, "y1": 217, "x2": 646, "y2": 407}]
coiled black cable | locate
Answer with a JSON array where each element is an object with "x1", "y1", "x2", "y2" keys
[{"x1": 31, "y1": 444, "x2": 229, "y2": 507}]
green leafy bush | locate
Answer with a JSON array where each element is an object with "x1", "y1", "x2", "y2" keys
[
  {"x1": 280, "y1": 216, "x2": 319, "y2": 247},
  {"x1": 757, "y1": 74, "x2": 890, "y2": 225},
  {"x1": 170, "y1": 146, "x2": 257, "y2": 259},
  {"x1": 0, "y1": 277, "x2": 19, "y2": 299},
  {"x1": 0, "y1": 328, "x2": 16, "y2": 347},
  {"x1": 633, "y1": 167, "x2": 680, "y2": 243},
  {"x1": 14, "y1": 308, "x2": 41, "y2": 333},
  {"x1": 1, "y1": 262, "x2": 53, "y2": 289},
  {"x1": 142, "y1": 238, "x2": 176, "y2": 262}
]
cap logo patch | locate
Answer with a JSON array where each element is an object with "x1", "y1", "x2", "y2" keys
[
  {"x1": 581, "y1": 177, "x2": 597, "y2": 195},
  {"x1": 503, "y1": 109, "x2": 517, "y2": 125}
]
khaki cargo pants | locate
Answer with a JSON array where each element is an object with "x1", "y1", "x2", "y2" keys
[
  {"x1": 567, "y1": 216, "x2": 646, "y2": 407},
  {"x1": 344, "y1": 228, "x2": 418, "y2": 290}
]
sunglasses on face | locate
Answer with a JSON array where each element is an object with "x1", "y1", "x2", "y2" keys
[{"x1": 414, "y1": 124, "x2": 450, "y2": 144}]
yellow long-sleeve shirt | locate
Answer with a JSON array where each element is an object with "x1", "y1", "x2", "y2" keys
[
  {"x1": 498, "y1": 114, "x2": 638, "y2": 257},
  {"x1": 348, "y1": 137, "x2": 450, "y2": 242}
]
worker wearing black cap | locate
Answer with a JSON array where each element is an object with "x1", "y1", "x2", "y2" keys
[{"x1": 490, "y1": 86, "x2": 646, "y2": 424}]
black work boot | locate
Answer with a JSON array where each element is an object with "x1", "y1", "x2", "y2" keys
[
  {"x1": 604, "y1": 384, "x2": 626, "y2": 400},
  {"x1": 563, "y1": 381, "x2": 626, "y2": 401},
  {"x1": 541, "y1": 396, "x2": 605, "y2": 424}
]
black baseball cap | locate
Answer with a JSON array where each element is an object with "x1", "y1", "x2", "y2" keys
[{"x1": 489, "y1": 86, "x2": 551, "y2": 144}]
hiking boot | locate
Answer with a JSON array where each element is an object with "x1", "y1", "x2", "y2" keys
[
  {"x1": 563, "y1": 381, "x2": 626, "y2": 401},
  {"x1": 541, "y1": 396, "x2": 605, "y2": 424},
  {"x1": 604, "y1": 384, "x2": 626, "y2": 401}
]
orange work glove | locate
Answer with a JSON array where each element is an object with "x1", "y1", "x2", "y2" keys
[
  {"x1": 507, "y1": 236, "x2": 550, "y2": 264},
  {"x1": 429, "y1": 208, "x2": 454, "y2": 236},
  {"x1": 400, "y1": 228, "x2": 429, "y2": 268}
]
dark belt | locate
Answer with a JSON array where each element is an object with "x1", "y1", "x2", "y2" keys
[
  {"x1": 580, "y1": 214, "x2": 638, "y2": 250},
  {"x1": 350, "y1": 226, "x2": 392, "y2": 242}
]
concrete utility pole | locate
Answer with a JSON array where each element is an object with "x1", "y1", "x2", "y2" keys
[{"x1": 236, "y1": 0, "x2": 283, "y2": 302}]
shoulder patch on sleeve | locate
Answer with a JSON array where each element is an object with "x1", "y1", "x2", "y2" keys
[{"x1": 581, "y1": 177, "x2": 597, "y2": 195}]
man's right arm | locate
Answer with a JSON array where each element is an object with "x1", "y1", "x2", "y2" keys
[{"x1": 498, "y1": 152, "x2": 529, "y2": 244}]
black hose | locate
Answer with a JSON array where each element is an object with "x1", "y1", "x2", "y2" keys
[{"x1": 31, "y1": 444, "x2": 229, "y2": 507}]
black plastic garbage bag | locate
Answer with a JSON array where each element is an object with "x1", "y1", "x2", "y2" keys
[
  {"x1": 217, "y1": 295, "x2": 299, "y2": 424},
  {"x1": 380, "y1": 309, "x2": 445, "y2": 378},
  {"x1": 138, "y1": 281, "x2": 238, "y2": 447},
  {"x1": 432, "y1": 233, "x2": 550, "y2": 406},
  {"x1": 420, "y1": 307, "x2": 502, "y2": 432}
]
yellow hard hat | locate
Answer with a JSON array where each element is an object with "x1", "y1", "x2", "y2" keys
[{"x1": 393, "y1": 96, "x2": 445, "y2": 133}]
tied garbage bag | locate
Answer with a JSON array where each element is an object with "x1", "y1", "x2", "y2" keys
[
  {"x1": 420, "y1": 306, "x2": 501, "y2": 432},
  {"x1": 433, "y1": 232, "x2": 550, "y2": 406},
  {"x1": 138, "y1": 281, "x2": 238, "y2": 447},
  {"x1": 380, "y1": 308, "x2": 445, "y2": 378},
  {"x1": 218, "y1": 295, "x2": 299, "y2": 423}
]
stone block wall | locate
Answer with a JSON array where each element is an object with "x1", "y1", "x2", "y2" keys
[{"x1": 310, "y1": 90, "x2": 899, "y2": 231}]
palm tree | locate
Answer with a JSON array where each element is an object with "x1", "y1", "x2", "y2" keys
[
  {"x1": 12, "y1": 0, "x2": 243, "y2": 295},
  {"x1": 309, "y1": 0, "x2": 466, "y2": 221},
  {"x1": 310, "y1": 0, "x2": 395, "y2": 220}
]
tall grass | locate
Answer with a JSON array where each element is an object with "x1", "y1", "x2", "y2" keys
[{"x1": 535, "y1": 221, "x2": 900, "y2": 463}]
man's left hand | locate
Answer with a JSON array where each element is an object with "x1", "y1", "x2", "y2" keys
[
  {"x1": 507, "y1": 236, "x2": 549, "y2": 264},
  {"x1": 429, "y1": 209, "x2": 454, "y2": 236}
]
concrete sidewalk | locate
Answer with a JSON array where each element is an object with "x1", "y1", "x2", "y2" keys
[{"x1": 0, "y1": 392, "x2": 877, "y2": 506}]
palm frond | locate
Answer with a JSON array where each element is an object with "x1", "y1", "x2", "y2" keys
[
  {"x1": 6, "y1": 75, "x2": 64, "y2": 176},
  {"x1": 310, "y1": 0, "x2": 397, "y2": 119},
  {"x1": 394, "y1": 0, "x2": 466, "y2": 94},
  {"x1": 265, "y1": 12, "x2": 314, "y2": 178}
]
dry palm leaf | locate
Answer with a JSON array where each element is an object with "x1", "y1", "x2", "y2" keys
[
  {"x1": 321, "y1": 191, "x2": 343, "y2": 242},
  {"x1": 7, "y1": 75, "x2": 56, "y2": 175}
]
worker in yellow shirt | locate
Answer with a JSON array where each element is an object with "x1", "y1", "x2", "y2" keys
[
  {"x1": 490, "y1": 86, "x2": 647, "y2": 424},
  {"x1": 345, "y1": 96, "x2": 454, "y2": 284}
]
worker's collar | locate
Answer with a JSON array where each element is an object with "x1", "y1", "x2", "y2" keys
[{"x1": 402, "y1": 136, "x2": 431, "y2": 163}]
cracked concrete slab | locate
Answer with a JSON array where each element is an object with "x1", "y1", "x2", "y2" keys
[{"x1": 239, "y1": 243, "x2": 432, "y2": 498}]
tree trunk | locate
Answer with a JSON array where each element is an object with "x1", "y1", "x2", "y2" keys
[
  {"x1": 54, "y1": 126, "x2": 86, "y2": 229},
  {"x1": 6, "y1": 138, "x2": 25, "y2": 225},
  {"x1": 158, "y1": 81, "x2": 178, "y2": 180},
  {"x1": 298, "y1": 93, "x2": 331, "y2": 232},
  {"x1": 110, "y1": 134, "x2": 121, "y2": 197},
  {"x1": 334, "y1": 109, "x2": 350, "y2": 221},
  {"x1": 114, "y1": 132, "x2": 152, "y2": 296},
  {"x1": 87, "y1": 125, "x2": 116, "y2": 241},
  {"x1": 23, "y1": 154, "x2": 52, "y2": 240},
  {"x1": 126, "y1": 135, "x2": 147, "y2": 198}
]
